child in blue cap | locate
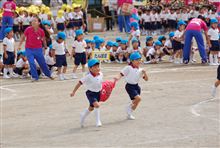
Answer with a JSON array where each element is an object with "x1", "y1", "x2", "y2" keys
[
  {"x1": 45, "y1": 44, "x2": 57, "y2": 76},
  {"x1": 110, "y1": 42, "x2": 119, "y2": 62},
  {"x1": 71, "y1": 29, "x2": 87, "y2": 79},
  {"x1": 129, "y1": 38, "x2": 142, "y2": 56},
  {"x1": 117, "y1": 39, "x2": 129, "y2": 63},
  {"x1": 70, "y1": 58, "x2": 103, "y2": 127},
  {"x1": 143, "y1": 36, "x2": 154, "y2": 63},
  {"x1": 128, "y1": 22, "x2": 140, "y2": 46},
  {"x1": 52, "y1": 32, "x2": 67, "y2": 80},
  {"x1": 145, "y1": 40, "x2": 162, "y2": 64},
  {"x1": 164, "y1": 32, "x2": 175, "y2": 62},
  {"x1": 85, "y1": 39, "x2": 93, "y2": 60},
  {"x1": 115, "y1": 52, "x2": 148, "y2": 120},
  {"x1": 3, "y1": 27, "x2": 16, "y2": 79}
]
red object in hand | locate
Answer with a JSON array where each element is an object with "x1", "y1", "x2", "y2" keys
[{"x1": 100, "y1": 80, "x2": 116, "y2": 102}]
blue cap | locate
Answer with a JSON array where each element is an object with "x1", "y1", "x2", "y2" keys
[
  {"x1": 4, "y1": 27, "x2": 13, "y2": 34},
  {"x1": 116, "y1": 37, "x2": 122, "y2": 42},
  {"x1": 93, "y1": 35, "x2": 100, "y2": 40},
  {"x1": 146, "y1": 36, "x2": 153, "y2": 42},
  {"x1": 210, "y1": 18, "x2": 218, "y2": 24},
  {"x1": 121, "y1": 39, "x2": 128, "y2": 45},
  {"x1": 49, "y1": 44, "x2": 54, "y2": 50},
  {"x1": 91, "y1": 40, "x2": 95, "y2": 44},
  {"x1": 169, "y1": 32, "x2": 175, "y2": 38},
  {"x1": 106, "y1": 41, "x2": 113, "y2": 46},
  {"x1": 158, "y1": 36, "x2": 166, "y2": 42},
  {"x1": 75, "y1": 29, "x2": 83, "y2": 37},
  {"x1": 177, "y1": 20, "x2": 186, "y2": 28},
  {"x1": 98, "y1": 38, "x2": 105, "y2": 43},
  {"x1": 132, "y1": 38, "x2": 139, "y2": 44},
  {"x1": 42, "y1": 20, "x2": 51, "y2": 26},
  {"x1": 88, "y1": 58, "x2": 100, "y2": 68},
  {"x1": 57, "y1": 32, "x2": 66, "y2": 40},
  {"x1": 17, "y1": 50, "x2": 26, "y2": 56},
  {"x1": 154, "y1": 40, "x2": 162, "y2": 46},
  {"x1": 130, "y1": 52, "x2": 141, "y2": 61},
  {"x1": 113, "y1": 42, "x2": 119, "y2": 47},
  {"x1": 130, "y1": 21, "x2": 139, "y2": 30},
  {"x1": 85, "y1": 39, "x2": 91, "y2": 43}
]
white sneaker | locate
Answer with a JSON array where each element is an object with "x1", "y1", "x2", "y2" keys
[
  {"x1": 214, "y1": 63, "x2": 219, "y2": 66},
  {"x1": 119, "y1": 60, "x2": 123, "y2": 64},
  {"x1": 96, "y1": 120, "x2": 102, "y2": 127},
  {"x1": 12, "y1": 73, "x2": 19, "y2": 78},
  {"x1": 62, "y1": 74, "x2": 68, "y2": 80},
  {"x1": 3, "y1": 75, "x2": 11, "y2": 79},
  {"x1": 59, "y1": 74, "x2": 64, "y2": 81},
  {"x1": 72, "y1": 73, "x2": 78, "y2": 79},
  {"x1": 211, "y1": 85, "x2": 217, "y2": 97},
  {"x1": 127, "y1": 114, "x2": 135, "y2": 120},
  {"x1": 174, "y1": 61, "x2": 180, "y2": 64},
  {"x1": 80, "y1": 113, "x2": 85, "y2": 128},
  {"x1": 209, "y1": 63, "x2": 216, "y2": 66}
]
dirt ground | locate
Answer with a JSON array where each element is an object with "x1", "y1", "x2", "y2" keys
[{"x1": 1, "y1": 32, "x2": 220, "y2": 147}]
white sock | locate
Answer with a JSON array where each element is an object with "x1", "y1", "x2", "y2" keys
[
  {"x1": 9, "y1": 68, "x2": 13, "y2": 76},
  {"x1": 94, "y1": 108, "x2": 101, "y2": 124},
  {"x1": 209, "y1": 54, "x2": 214, "y2": 64},
  {"x1": 3, "y1": 68, "x2": 8, "y2": 76},
  {"x1": 127, "y1": 103, "x2": 133, "y2": 115},
  {"x1": 214, "y1": 54, "x2": 218, "y2": 64},
  {"x1": 80, "y1": 108, "x2": 90, "y2": 124}
]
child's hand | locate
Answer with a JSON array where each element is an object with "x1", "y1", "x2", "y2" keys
[
  {"x1": 4, "y1": 52, "x2": 8, "y2": 59},
  {"x1": 70, "y1": 92, "x2": 75, "y2": 97}
]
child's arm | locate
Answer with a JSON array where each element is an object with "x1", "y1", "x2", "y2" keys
[
  {"x1": 142, "y1": 69, "x2": 148, "y2": 81},
  {"x1": 70, "y1": 82, "x2": 82, "y2": 97},
  {"x1": 3, "y1": 45, "x2": 8, "y2": 59},
  {"x1": 114, "y1": 73, "x2": 123, "y2": 81}
]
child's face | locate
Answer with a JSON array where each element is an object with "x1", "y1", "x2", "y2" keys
[
  {"x1": 50, "y1": 50, "x2": 55, "y2": 56},
  {"x1": 91, "y1": 43, "x2": 95, "y2": 48},
  {"x1": 161, "y1": 40, "x2": 166, "y2": 45},
  {"x1": 121, "y1": 44, "x2": 126, "y2": 49},
  {"x1": 155, "y1": 45, "x2": 161, "y2": 50},
  {"x1": 147, "y1": 40, "x2": 153, "y2": 46},
  {"x1": 211, "y1": 23, "x2": 218, "y2": 29},
  {"x1": 22, "y1": 56, "x2": 27, "y2": 61},
  {"x1": 132, "y1": 59, "x2": 141, "y2": 67},
  {"x1": 87, "y1": 43, "x2": 91, "y2": 47},
  {"x1": 100, "y1": 42, "x2": 105, "y2": 47},
  {"x1": 57, "y1": 38, "x2": 64, "y2": 43},
  {"x1": 8, "y1": 31, "x2": 14, "y2": 38},
  {"x1": 77, "y1": 34, "x2": 84, "y2": 41},
  {"x1": 132, "y1": 42, "x2": 139, "y2": 48},
  {"x1": 113, "y1": 46, "x2": 118, "y2": 51},
  {"x1": 106, "y1": 45, "x2": 111, "y2": 50},
  {"x1": 179, "y1": 25, "x2": 185, "y2": 31},
  {"x1": 90, "y1": 64, "x2": 100, "y2": 75}
]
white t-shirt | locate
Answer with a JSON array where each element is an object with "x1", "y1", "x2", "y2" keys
[
  {"x1": 150, "y1": 13, "x2": 156, "y2": 22},
  {"x1": 147, "y1": 47, "x2": 156, "y2": 57},
  {"x1": 72, "y1": 40, "x2": 87, "y2": 53},
  {"x1": 162, "y1": 12, "x2": 170, "y2": 21},
  {"x1": 155, "y1": 13, "x2": 161, "y2": 22},
  {"x1": 86, "y1": 47, "x2": 93, "y2": 54},
  {"x1": 56, "y1": 17, "x2": 65, "y2": 23},
  {"x1": 180, "y1": 13, "x2": 189, "y2": 22},
  {"x1": 165, "y1": 40, "x2": 172, "y2": 48},
  {"x1": 80, "y1": 72, "x2": 103, "y2": 92},
  {"x1": 129, "y1": 47, "x2": 142, "y2": 54},
  {"x1": 45, "y1": 55, "x2": 56, "y2": 65},
  {"x1": 39, "y1": 13, "x2": 48, "y2": 21},
  {"x1": 100, "y1": 46, "x2": 106, "y2": 51},
  {"x1": 121, "y1": 65, "x2": 143, "y2": 84},
  {"x1": 72, "y1": 11, "x2": 83, "y2": 19},
  {"x1": 16, "y1": 58, "x2": 28, "y2": 68},
  {"x1": 131, "y1": 29, "x2": 140, "y2": 40},
  {"x1": 208, "y1": 13, "x2": 218, "y2": 20},
  {"x1": 22, "y1": 16, "x2": 30, "y2": 25},
  {"x1": 3, "y1": 37, "x2": 15, "y2": 52},
  {"x1": 141, "y1": 13, "x2": 151, "y2": 23},
  {"x1": 117, "y1": 47, "x2": 129, "y2": 53},
  {"x1": 168, "y1": 13, "x2": 177, "y2": 21},
  {"x1": 52, "y1": 41, "x2": 65, "y2": 55},
  {"x1": 208, "y1": 28, "x2": 219, "y2": 41},
  {"x1": 67, "y1": 12, "x2": 73, "y2": 20},
  {"x1": 174, "y1": 30, "x2": 184, "y2": 43},
  {"x1": 13, "y1": 17, "x2": 20, "y2": 25}
]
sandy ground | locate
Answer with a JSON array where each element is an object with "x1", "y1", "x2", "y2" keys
[{"x1": 1, "y1": 31, "x2": 220, "y2": 147}]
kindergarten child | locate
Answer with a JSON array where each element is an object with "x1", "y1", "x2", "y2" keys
[
  {"x1": 129, "y1": 22, "x2": 140, "y2": 46},
  {"x1": 115, "y1": 52, "x2": 148, "y2": 120},
  {"x1": 117, "y1": 39, "x2": 129, "y2": 63},
  {"x1": 165, "y1": 32, "x2": 175, "y2": 62},
  {"x1": 71, "y1": 29, "x2": 87, "y2": 79},
  {"x1": 110, "y1": 42, "x2": 119, "y2": 62},
  {"x1": 143, "y1": 36, "x2": 154, "y2": 62},
  {"x1": 145, "y1": 40, "x2": 162, "y2": 64},
  {"x1": 3, "y1": 28, "x2": 16, "y2": 79},
  {"x1": 129, "y1": 38, "x2": 142, "y2": 55},
  {"x1": 52, "y1": 32, "x2": 67, "y2": 80},
  {"x1": 45, "y1": 45, "x2": 57, "y2": 75},
  {"x1": 70, "y1": 58, "x2": 103, "y2": 127},
  {"x1": 208, "y1": 18, "x2": 219, "y2": 66}
]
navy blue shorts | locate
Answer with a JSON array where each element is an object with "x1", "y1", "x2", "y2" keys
[
  {"x1": 67, "y1": 20, "x2": 74, "y2": 28},
  {"x1": 210, "y1": 40, "x2": 220, "y2": 51},
  {"x1": 13, "y1": 25, "x2": 20, "y2": 33},
  {"x1": 168, "y1": 20, "x2": 176, "y2": 29},
  {"x1": 217, "y1": 65, "x2": 220, "y2": 80},
  {"x1": 55, "y1": 55, "x2": 67, "y2": 67},
  {"x1": 157, "y1": 22, "x2": 162, "y2": 29},
  {"x1": 86, "y1": 90, "x2": 100, "y2": 107},
  {"x1": 74, "y1": 52, "x2": 86, "y2": 65},
  {"x1": 22, "y1": 25, "x2": 29, "y2": 32},
  {"x1": 3, "y1": 51, "x2": 15, "y2": 65},
  {"x1": 173, "y1": 40, "x2": 183, "y2": 51},
  {"x1": 150, "y1": 22, "x2": 157, "y2": 30},
  {"x1": 144, "y1": 22, "x2": 151, "y2": 30},
  {"x1": 57, "y1": 23, "x2": 65, "y2": 31},
  {"x1": 125, "y1": 83, "x2": 141, "y2": 100},
  {"x1": 14, "y1": 67, "x2": 24, "y2": 75},
  {"x1": 73, "y1": 19, "x2": 83, "y2": 27}
]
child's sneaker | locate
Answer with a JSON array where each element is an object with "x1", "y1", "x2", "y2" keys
[
  {"x1": 62, "y1": 74, "x2": 68, "y2": 80},
  {"x1": 211, "y1": 85, "x2": 217, "y2": 97},
  {"x1": 96, "y1": 120, "x2": 102, "y2": 127},
  {"x1": 3, "y1": 75, "x2": 10, "y2": 79},
  {"x1": 127, "y1": 114, "x2": 135, "y2": 120},
  {"x1": 59, "y1": 74, "x2": 64, "y2": 81},
  {"x1": 72, "y1": 73, "x2": 78, "y2": 79},
  {"x1": 12, "y1": 73, "x2": 19, "y2": 78}
]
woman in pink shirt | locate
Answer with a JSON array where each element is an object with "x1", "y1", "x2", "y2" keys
[
  {"x1": 18, "y1": 17, "x2": 53, "y2": 82},
  {"x1": 0, "y1": 0, "x2": 16, "y2": 40},
  {"x1": 183, "y1": 16, "x2": 211, "y2": 64}
]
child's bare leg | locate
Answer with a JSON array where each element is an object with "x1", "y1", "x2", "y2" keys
[
  {"x1": 62, "y1": 66, "x2": 67, "y2": 74},
  {"x1": 215, "y1": 80, "x2": 220, "y2": 88},
  {"x1": 131, "y1": 95, "x2": 141, "y2": 111},
  {"x1": 57, "y1": 67, "x2": 62, "y2": 75},
  {"x1": 73, "y1": 65, "x2": 78, "y2": 73},
  {"x1": 82, "y1": 64, "x2": 85, "y2": 72}
]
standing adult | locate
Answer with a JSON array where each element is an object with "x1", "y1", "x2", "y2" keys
[
  {"x1": 18, "y1": 17, "x2": 53, "y2": 81},
  {"x1": 0, "y1": 0, "x2": 16, "y2": 41},
  {"x1": 183, "y1": 17, "x2": 211, "y2": 64}
]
